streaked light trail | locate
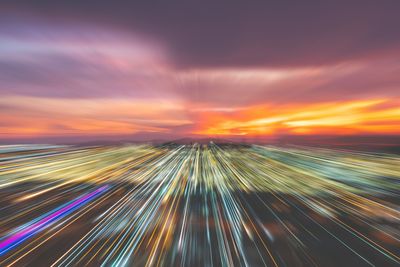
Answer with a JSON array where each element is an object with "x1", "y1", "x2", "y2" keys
[{"x1": 0, "y1": 144, "x2": 399, "y2": 266}]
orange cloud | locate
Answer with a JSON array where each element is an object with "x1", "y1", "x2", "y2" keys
[
  {"x1": 1, "y1": 95, "x2": 399, "y2": 140},
  {"x1": 0, "y1": 96, "x2": 191, "y2": 138},
  {"x1": 194, "y1": 98, "x2": 400, "y2": 136}
]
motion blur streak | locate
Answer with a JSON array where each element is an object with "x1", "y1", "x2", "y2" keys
[
  {"x1": 0, "y1": 144, "x2": 399, "y2": 266},
  {"x1": 0, "y1": 185, "x2": 109, "y2": 256}
]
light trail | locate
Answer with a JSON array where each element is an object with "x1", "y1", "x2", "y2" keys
[
  {"x1": 0, "y1": 144, "x2": 398, "y2": 266},
  {"x1": 0, "y1": 185, "x2": 109, "y2": 256}
]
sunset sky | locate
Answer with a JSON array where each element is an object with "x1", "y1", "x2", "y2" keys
[{"x1": 1, "y1": 1, "x2": 400, "y2": 142}]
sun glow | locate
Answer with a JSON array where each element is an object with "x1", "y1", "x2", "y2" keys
[{"x1": 195, "y1": 99, "x2": 400, "y2": 136}]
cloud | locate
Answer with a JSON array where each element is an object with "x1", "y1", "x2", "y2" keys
[
  {"x1": 1, "y1": 2, "x2": 400, "y2": 140},
  {"x1": 3, "y1": 1, "x2": 400, "y2": 68},
  {"x1": 0, "y1": 96, "x2": 191, "y2": 138},
  {"x1": 192, "y1": 99, "x2": 400, "y2": 136}
]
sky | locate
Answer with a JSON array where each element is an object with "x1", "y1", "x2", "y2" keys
[{"x1": 1, "y1": 1, "x2": 400, "y2": 142}]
